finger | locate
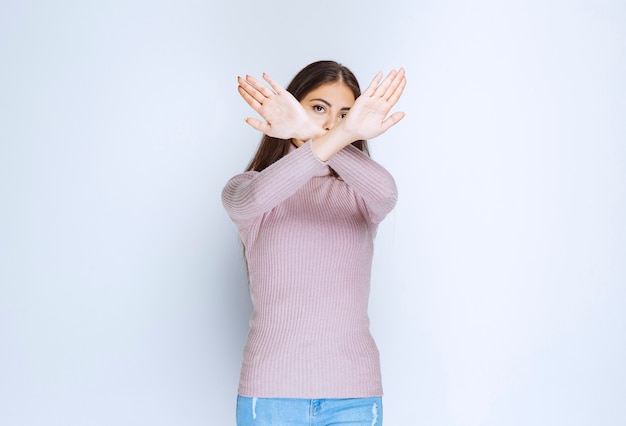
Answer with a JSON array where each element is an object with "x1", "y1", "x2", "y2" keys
[
  {"x1": 380, "y1": 111, "x2": 406, "y2": 133},
  {"x1": 373, "y1": 69, "x2": 398, "y2": 98},
  {"x1": 262, "y1": 73, "x2": 286, "y2": 94},
  {"x1": 244, "y1": 117, "x2": 271, "y2": 134},
  {"x1": 386, "y1": 74, "x2": 407, "y2": 105},
  {"x1": 238, "y1": 85, "x2": 263, "y2": 110},
  {"x1": 362, "y1": 71, "x2": 383, "y2": 97},
  {"x1": 245, "y1": 74, "x2": 276, "y2": 98},
  {"x1": 238, "y1": 76, "x2": 266, "y2": 105},
  {"x1": 383, "y1": 68, "x2": 405, "y2": 101}
]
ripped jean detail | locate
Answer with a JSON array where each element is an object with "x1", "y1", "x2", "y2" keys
[{"x1": 236, "y1": 395, "x2": 383, "y2": 426}]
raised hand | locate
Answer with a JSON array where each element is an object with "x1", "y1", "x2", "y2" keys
[
  {"x1": 237, "y1": 73, "x2": 318, "y2": 140},
  {"x1": 340, "y1": 68, "x2": 407, "y2": 141}
]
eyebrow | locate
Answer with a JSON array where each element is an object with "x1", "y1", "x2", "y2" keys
[{"x1": 310, "y1": 98, "x2": 351, "y2": 111}]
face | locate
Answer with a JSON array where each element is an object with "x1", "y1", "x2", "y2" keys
[{"x1": 297, "y1": 82, "x2": 355, "y2": 143}]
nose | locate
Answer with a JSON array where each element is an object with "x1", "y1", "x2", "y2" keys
[{"x1": 324, "y1": 115, "x2": 338, "y2": 131}]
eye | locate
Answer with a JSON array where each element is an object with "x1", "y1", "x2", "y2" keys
[
  {"x1": 339, "y1": 112, "x2": 348, "y2": 119},
  {"x1": 313, "y1": 105, "x2": 325, "y2": 113}
]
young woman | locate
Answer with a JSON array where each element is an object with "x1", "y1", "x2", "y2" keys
[{"x1": 222, "y1": 60, "x2": 406, "y2": 426}]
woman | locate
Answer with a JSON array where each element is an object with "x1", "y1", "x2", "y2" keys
[{"x1": 222, "y1": 60, "x2": 406, "y2": 425}]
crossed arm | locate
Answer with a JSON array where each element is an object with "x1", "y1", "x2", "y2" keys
[{"x1": 236, "y1": 68, "x2": 407, "y2": 162}]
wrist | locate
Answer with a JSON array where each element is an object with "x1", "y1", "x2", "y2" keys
[
  {"x1": 310, "y1": 124, "x2": 357, "y2": 162},
  {"x1": 295, "y1": 121, "x2": 324, "y2": 142},
  {"x1": 327, "y1": 122, "x2": 357, "y2": 147}
]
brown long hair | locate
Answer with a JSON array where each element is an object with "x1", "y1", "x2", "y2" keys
[{"x1": 245, "y1": 60, "x2": 369, "y2": 173}]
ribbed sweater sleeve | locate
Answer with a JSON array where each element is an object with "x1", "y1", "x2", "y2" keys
[
  {"x1": 221, "y1": 141, "x2": 326, "y2": 227},
  {"x1": 327, "y1": 144, "x2": 398, "y2": 224}
]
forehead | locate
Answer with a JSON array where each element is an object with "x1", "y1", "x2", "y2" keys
[{"x1": 303, "y1": 83, "x2": 355, "y2": 105}]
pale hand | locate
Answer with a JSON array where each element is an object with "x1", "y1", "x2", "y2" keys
[
  {"x1": 237, "y1": 73, "x2": 318, "y2": 140},
  {"x1": 339, "y1": 68, "x2": 407, "y2": 142}
]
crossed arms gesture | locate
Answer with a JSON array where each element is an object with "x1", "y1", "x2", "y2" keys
[{"x1": 237, "y1": 68, "x2": 407, "y2": 162}]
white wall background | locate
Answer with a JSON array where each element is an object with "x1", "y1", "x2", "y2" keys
[{"x1": 1, "y1": 0, "x2": 624, "y2": 425}]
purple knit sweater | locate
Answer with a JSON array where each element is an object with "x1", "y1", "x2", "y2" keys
[{"x1": 222, "y1": 141, "x2": 397, "y2": 398}]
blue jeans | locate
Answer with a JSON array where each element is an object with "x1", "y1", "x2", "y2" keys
[{"x1": 236, "y1": 395, "x2": 383, "y2": 426}]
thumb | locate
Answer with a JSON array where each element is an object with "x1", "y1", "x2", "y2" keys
[
  {"x1": 380, "y1": 112, "x2": 406, "y2": 133},
  {"x1": 244, "y1": 117, "x2": 270, "y2": 134}
]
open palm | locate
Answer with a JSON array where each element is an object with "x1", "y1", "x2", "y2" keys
[
  {"x1": 237, "y1": 74, "x2": 316, "y2": 140},
  {"x1": 341, "y1": 68, "x2": 407, "y2": 141}
]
